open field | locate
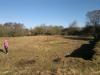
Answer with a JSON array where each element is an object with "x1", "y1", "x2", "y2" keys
[{"x1": 0, "y1": 36, "x2": 100, "y2": 75}]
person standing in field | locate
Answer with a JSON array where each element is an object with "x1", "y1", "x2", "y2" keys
[{"x1": 3, "y1": 39, "x2": 9, "y2": 54}]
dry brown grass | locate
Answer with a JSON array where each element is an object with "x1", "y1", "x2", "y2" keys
[{"x1": 0, "y1": 36, "x2": 99, "y2": 75}]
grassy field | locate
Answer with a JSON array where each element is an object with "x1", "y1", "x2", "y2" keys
[{"x1": 0, "y1": 36, "x2": 100, "y2": 75}]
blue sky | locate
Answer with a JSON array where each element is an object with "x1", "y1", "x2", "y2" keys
[{"x1": 0, "y1": 0, "x2": 100, "y2": 28}]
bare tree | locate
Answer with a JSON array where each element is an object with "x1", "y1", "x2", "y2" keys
[
  {"x1": 67, "y1": 21, "x2": 81, "y2": 35},
  {"x1": 86, "y1": 10, "x2": 100, "y2": 40}
]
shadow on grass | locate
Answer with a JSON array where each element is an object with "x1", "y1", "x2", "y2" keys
[
  {"x1": 0, "y1": 49, "x2": 5, "y2": 54},
  {"x1": 15, "y1": 58, "x2": 36, "y2": 68},
  {"x1": 53, "y1": 57, "x2": 61, "y2": 63},
  {"x1": 65, "y1": 40, "x2": 97, "y2": 60},
  {"x1": 64, "y1": 36, "x2": 93, "y2": 41}
]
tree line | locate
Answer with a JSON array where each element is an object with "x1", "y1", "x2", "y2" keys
[
  {"x1": 0, "y1": 10, "x2": 100, "y2": 40},
  {"x1": 0, "y1": 23, "x2": 29, "y2": 37},
  {"x1": 0, "y1": 21, "x2": 98, "y2": 37},
  {"x1": 0, "y1": 23, "x2": 64, "y2": 37}
]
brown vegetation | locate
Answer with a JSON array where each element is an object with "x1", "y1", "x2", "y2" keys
[{"x1": 0, "y1": 36, "x2": 99, "y2": 75}]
